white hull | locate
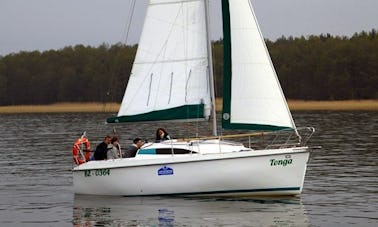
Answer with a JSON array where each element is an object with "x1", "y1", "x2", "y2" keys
[{"x1": 73, "y1": 143, "x2": 309, "y2": 196}]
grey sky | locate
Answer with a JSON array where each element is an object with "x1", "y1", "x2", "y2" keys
[{"x1": 1, "y1": 0, "x2": 377, "y2": 55}]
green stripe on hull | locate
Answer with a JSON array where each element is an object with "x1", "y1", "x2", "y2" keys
[
  {"x1": 122, "y1": 187, "x2": 301, "y2": 197},
  {"x1": 107, "y1": 104, "x2": 205, "y2": 123},
  {"x1": 178, "y1": 187, "x2": 301, "y2": 196}
]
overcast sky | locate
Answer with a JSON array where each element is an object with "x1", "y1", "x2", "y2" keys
[{"x1": 1, "y1": 0, "x2": 377, "y2": 56}]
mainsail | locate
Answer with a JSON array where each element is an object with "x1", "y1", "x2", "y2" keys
[
  {"x1": 221, "y1": 0, "x2": 296, "y2": 131},
  {"x1": 107, "y1": 0, "x2": 211, "y2": 123}
]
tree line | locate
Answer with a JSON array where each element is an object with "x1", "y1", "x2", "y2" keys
[
  {"x1": 267, "y1": 30, "x2": 378, "y2": 100},
  {"x1": 0, "y1": 30, "x2": 377, "y2": 106}
]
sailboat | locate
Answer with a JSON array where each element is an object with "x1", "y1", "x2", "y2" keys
[{"x1": 73, "y1": 0, "x2": 315, "y2": 196}]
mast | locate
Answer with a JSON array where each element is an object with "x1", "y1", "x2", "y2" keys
[{"x1": 204, "y1": 0, "x2": 217, "y2": 136}]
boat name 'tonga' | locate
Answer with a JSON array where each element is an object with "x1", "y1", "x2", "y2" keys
[{"x1": 270, "y1": 158, "x2": 293, "y2": 167}]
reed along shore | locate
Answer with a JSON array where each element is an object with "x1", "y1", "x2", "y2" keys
[{"x1": 0, "y1": 100, "x2": 377, "y2": 114}]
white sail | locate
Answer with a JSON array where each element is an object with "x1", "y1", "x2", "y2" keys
[
  {"x1": 222, "y1": 0, "x2": 296, "y2": 130},
  {"x1": 109, "y1": 0, "x2": 211, "y2": 123}
]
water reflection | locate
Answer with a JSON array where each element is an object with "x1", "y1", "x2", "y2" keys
[{"x1": 73, "y1": 195, "x2": 310, "y2": 226}]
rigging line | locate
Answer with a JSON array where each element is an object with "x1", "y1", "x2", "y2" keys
[
  {"x1": 205, "y1": 0, "x2": 217, "y2": 136},
  {"x1": 122, "y1": 0, "x2": 137, "y2": 45},
  {"x1": 106, "y1": 0, "x2": 136, "y2": 115}
]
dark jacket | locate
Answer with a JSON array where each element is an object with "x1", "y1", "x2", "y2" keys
[
  {"x1": 123, "y1": 144, "x2": 139, "y2": 158},
  {"x1": 94, "y1": 142, "x2": 109, "y2": 160}
]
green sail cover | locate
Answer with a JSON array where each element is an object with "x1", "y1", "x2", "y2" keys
[{"x1": 107, "y1": 104, "x2": 205, "y2": 123}]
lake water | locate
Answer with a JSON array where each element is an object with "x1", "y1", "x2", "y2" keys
[{"x1": 0, "y1": 111, "x2": 377, "y2": 226}]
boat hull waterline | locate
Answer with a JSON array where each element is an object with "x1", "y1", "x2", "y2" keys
[{"x1": 73, "y1": 147, "x2": 309, "y2": 196}]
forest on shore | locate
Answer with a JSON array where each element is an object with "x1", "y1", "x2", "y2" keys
[{"x1": 0, "y1": 30, "x2": 377, "y2": 106}]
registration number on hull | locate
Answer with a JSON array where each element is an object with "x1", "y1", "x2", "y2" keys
[{"x1": 84, "y1": 169, "x2": 110, "y2": 177}]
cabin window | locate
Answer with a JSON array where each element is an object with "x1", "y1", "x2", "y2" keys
[
  {"x1": 138, "y1": 148, "x2": 196, "y2": 155},
  {"x1": 156, "y1": 148, "x2": 195, "y2": 155}
]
